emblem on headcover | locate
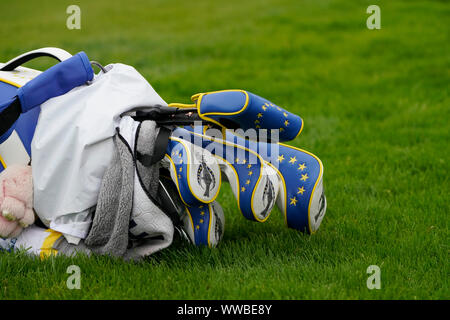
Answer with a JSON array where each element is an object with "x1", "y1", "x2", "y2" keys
[
  {"x1": 197, "y1": 154, "x2": 216, "y2": 198},
  {"x1": 213, "y1": 209, "x2": 223, "y2": 243},
  {"x1": 261, "y1": 179, "x2": 276, "y2": 219},
  {"x1": 315, "y1": 191, "x2": 326, "y2": 223}
]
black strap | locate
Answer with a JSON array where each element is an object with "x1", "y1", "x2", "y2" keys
[
  {"x1": 0, "y1": 99, "x2": 21, "y2": 137},
  {"x1": 0, "y1": 52, "x2": 63, "y2": 72},
  {"x1": 136, "y1": 126, "x2": 172, "y2": 167}
]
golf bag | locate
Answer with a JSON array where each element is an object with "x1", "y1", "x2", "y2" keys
[{"x1": 0, "y1": 48, "x2": 326, "y2": 259}]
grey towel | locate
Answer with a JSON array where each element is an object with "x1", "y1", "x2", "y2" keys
[
  {"x1": 84, "y1": 119, "x2": 173, "y2": 259},
  {"x1": 84, "y1": 133, "x2": 135, "y2": 257}
]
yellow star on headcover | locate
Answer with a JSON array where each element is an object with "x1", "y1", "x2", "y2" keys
[
  {"x1": 284, "y1": 120, "x2": 289, "y2": 127},
  {"x1": 246, "y1": 179, "x2": 250, "y2": 185},
  {"x1": 277, "y1": 154, "x2": 285, "y2": 162},
  {"x1": 199, "y1": 205, "x2": 203, "y2": 209},
  {"x1": 290, "y1": 197, "x2": 298, "y2": 206},
  {"x1": 297, "y1": 186, "x2": 305, "y2": 195},
  {"x1": 265, "y1": 103, "x2": 270, "y2": 107},
  {"x1": 196, "y1": 225, "x2": 200, "y2": 230},
  {"x1": 179, "y1": 159, "x2": 183, "y2": 164},
  {"x1": 256, "y1": 125, "x2": 261, "y2": 129},
  {"x1": 242, "y1": 159, "x2": 247, "y2": 164},
  {"x1": 298, "y1": 163, "x2": 306, "y2": 171},
  {"x1": 283, "y1": 112, "x2": 288, "y2": 117},
  {"x1": 280, "y1": 127, "x2": 284, "y2": 132},
  {"x1": 277, "y1": 107, "x2": 282, "y2": 111},
  {"x1": 247, "y1": 164, "x2": 252, "y2": 169},
  {"x1": 257, "y1": 113, "x2": 263, "y2": 118},
  {"x1": 254, "y1": 120, "x2": 260, "y2": 124},
  {"x1": 241, "y1": 186, "x2": 246, "y2": 192},
  {"x1": 248, "y1": 171, "x2": 253, "y2": 176},
  {"x1": 178, "y1": 174, "x2": 181, "y2": 179},
  {"x1": 179, "y1": 167, "x2": 183, "y2": 172},
  {"x1": 289, "y1": 156, "x2": 297, "y2": 164},
  {"x1": 235, "y1": 157, "x2": 240, "y2": 164},
  {"x1": 200, "y1": 219, "x2": 204, "y2": 224},
  {"x1": 262, "y1": 105, "x2": 267, "y2": 111},
  {"x1": 200, "y1": 211, "x2": 205, "y2": 216},
  {"x1": 300, "y1": 173, "x2": 309, "y2": 181}
]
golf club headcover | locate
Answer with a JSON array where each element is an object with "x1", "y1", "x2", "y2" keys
[
  {"x1": 173, "y1": 127, "x2": 279, "y2": 222},
  {"x1": 158, "y1": 174, "x2": 225, "y2": 247},
  {"x1": 222, "y1": 129, "x2": 326, "y2": 234},
  {"x1": 183, "y1": 201, "x2": 225, "y2": 247},
  {"x1": 188, "y1": 90, "x2": 303, "y2": 142},
  {"x1": 162, "y1": 136, "x2": 221, "y2": 206}
]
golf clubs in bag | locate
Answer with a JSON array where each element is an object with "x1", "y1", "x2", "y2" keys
[{"x1": 0, "y1": 48, "x2": 326, "y2": 259}]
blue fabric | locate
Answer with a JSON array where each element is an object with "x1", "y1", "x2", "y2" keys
[
  {"x1": 17, "y1": 52, "x2": 93, "y2": 113},
  {"x1": 224, "y1": 130, "x2": 321, "y2": 233},
  {"x1": 165, "y1": 138, "x2": 198, "y2": 206},
  {"x1": 0, "y1": 80, "x2": 40, "y2": 152},
  {"x1": 0, "y1": 80, "x2": 17, "y2": 102},
  {"x1": 184, "y1": 125, "x2": 322, "y2": 233},
  {"x1": 0, "y1": 52, "x2": 93, "y2": 149},
  {"x1": 198, "y1": 90, "x2": 303, "y2": 142},
  {"x1": 186, "y1": 204, "x2": 212, "y2": 246},
  {"x1": 0, "y1": 97, "x2": 17, "y2": 145},
  {"x1": 14, "y1": 107, "x2": 40, "y2": 155},
  {"x1": 0, "y1": 82, "x2": 20, "y2": 165}
]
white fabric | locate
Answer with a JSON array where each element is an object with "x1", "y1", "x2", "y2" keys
[
  {"x1": 0, "y1": 130, "x2": 30, "y2": 167},
  {"x1": 0, "y1": 226, "x2": 63, "y2": 256},
  {"x1": 127, "y1": 173, "x2": 175, "y2": 259},
  {"x1": 31, "y1": 64, "x2": 167, "y2": 239}
]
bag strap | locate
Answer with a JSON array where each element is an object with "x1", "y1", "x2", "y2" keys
[
  {"x1": 136, "y1": 126, "x2": 172, "y2": 167},
  {"x1": 0, "y1": 47, "x2": 72, "y2": 71}
]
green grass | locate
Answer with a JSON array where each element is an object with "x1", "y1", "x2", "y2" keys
[{"x1": 0, "y1": 0, "x2": 448, "y2": 299}]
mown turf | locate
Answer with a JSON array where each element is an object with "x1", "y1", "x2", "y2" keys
[{"x1": 0, "y1": 0, "x2": 448, "y2": 299}]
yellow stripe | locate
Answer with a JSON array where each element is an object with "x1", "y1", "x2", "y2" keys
[
  {"x1": 164, "y1": 154, "x2": 190, "y2": 207},
  {"x1": 207, "y1": 203, "x2": 213, "y2": 248},
  {"x1": 167, "y1": 103, "x2": 196, "y2": 109},
  {"x1": 0, "y1": 77, "x2": 21, "y2": 88},
  {"x1": 184, "y1": 206, "x2": 196, "y2": 241},
  {"x1": 0, "y1": 78, "x2": 22, "y2": 167},
  {"x1": 39, "y1": 229, "x2": 62, "y2": 260},
  {"x1": 266, "y1": 161, "x2": 288, "y2": 226},
  {"x1": 294, "y1": 118, "x2": 304, "y2": 139},
  {"x1": 0, "y1": 154, "x2": 6, "y2": 169}
]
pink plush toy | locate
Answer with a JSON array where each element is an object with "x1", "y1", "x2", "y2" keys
[{"x1": 0, "y1": 165, "x2": 35, "y2": 238}]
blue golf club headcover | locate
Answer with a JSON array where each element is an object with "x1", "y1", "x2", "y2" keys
[
  {"x1": 183, "y1": 201, "x2": 225, "y2": 247},
  {"x1": 182, "y1": 125, "x2": 326, "y2": 233},
  {"x1": 222, "y1": 129, "x2": 326, "y2": 234},
  {"x1": 158, "y1": 175, "x2": 225, "y2": 247},
  {"x1": 190, "y1": 90, "x2": 303, "y2": 142},
  {"x1": 163, "y1": 135, "x2": 222, "y2": 206}
]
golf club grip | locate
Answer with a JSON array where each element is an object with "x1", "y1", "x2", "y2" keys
[{"x1": 0, "y1": 48, "x2": 72, "y2": 71}]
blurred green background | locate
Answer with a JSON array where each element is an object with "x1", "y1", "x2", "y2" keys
[{"x1": 0, "y1": 0, "x2": 448, "y2": 299}]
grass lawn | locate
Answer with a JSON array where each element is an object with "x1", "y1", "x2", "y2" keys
[{"x1": 0, "y1": 0, "x2": 448, "y2": 299}]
